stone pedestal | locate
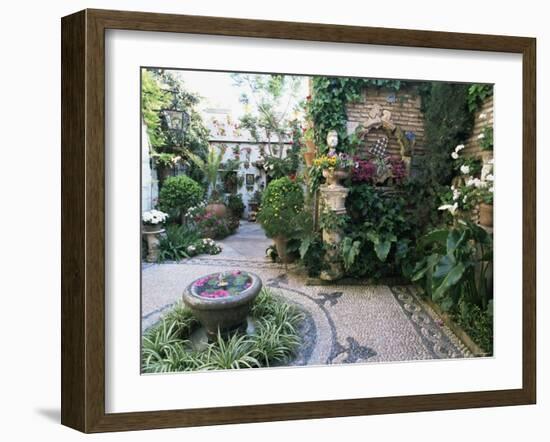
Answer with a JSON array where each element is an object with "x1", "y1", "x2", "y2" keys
[
  {"x1": 320, "y1": 185, "x2": 349, "y2": 214},
  {"x1": 143, "y1": 225, "x2": 165, "y2": 263},
  {"x1": 319, "y1": 182, "x2": 350, "y2": 281}
]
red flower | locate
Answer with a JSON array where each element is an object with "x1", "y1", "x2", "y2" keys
[{"x1": 306, "y1": 95, "x2": 311, "y2": 101}]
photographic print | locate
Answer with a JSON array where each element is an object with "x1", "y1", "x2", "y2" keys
[{"x1": 140, "y1": 68, "x2": 494, "y2": 374}]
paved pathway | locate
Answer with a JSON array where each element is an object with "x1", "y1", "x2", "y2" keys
[{"x1": 142, "y1": 221, "x2": 472, "y2": 366}]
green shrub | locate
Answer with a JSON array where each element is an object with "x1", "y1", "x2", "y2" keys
[
  {"x1": 158, "y1": 175, "x2": 204, "y2": 218},
  {"x1": 226, "y1": 193, "x2": 245, "y2": 219},
  {"x1": 257, "y1": 177, "x2": 304, "y2": 238}
]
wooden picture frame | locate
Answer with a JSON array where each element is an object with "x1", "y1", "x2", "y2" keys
[{"x1": 61, "y1": 8, "x2": 536, "y2": 433}]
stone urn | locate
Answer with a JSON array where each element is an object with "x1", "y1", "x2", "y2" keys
[
  {"x1": 142, "y1": 223, "x2": 165, "y2": 263},
  {"x1": 322, "y1": 168, "x2": 349, "y2": 187},
  {"x1": 206, "y1": 202, "x2": 227, "y2": 218},
  {"x1": 479, "y1": 203, "x2": 493, "y2": 227},
  {"x1": 183, "y1": 271, "x2": 262, "y2": 339}
]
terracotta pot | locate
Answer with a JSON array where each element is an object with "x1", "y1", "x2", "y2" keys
[
  {"x1": 303, "y1": 151, "x2": 315, "y2": 167},
  {"x1": 273, "y1": 236, "x2": 292, "y2": 264},
  {"x1": 479, "y1": 203, "x2": 493, "y2": 227},
  {"x1": 305, "y1": 139, "x2": 316, "y2": 152},
  {"x1": 206, "y1": 203, "x2": 227, "y2": 218}
]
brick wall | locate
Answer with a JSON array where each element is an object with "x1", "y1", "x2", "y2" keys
[
  {"x1": 463, "y1": 95, "x2": 494, "y2": 159},
  {"x1": 346, "y1": 86, "x2": 426, "y2": 157}
]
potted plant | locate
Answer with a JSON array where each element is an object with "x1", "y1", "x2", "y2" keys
[
  {"x1": 257, "y1": 177, "x2": 304, "y2": 263},
  {"x1": 142, "y1": 209, "x2": 168, "y2": 262},
  {"x1": 186, "y1": 145, "x2": 227, "y2": 217},
  {"x1": 314, "y1": 152, "x2": 352, "y2": 186}
]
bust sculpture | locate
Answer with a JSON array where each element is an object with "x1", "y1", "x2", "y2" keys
[{"x1": 326, "y1": 130, "x2": 338, "y2": 149}]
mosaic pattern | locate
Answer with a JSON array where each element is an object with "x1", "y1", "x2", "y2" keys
[{"x1": 142, "y1": 259, "x2": 472, "y2": 367}]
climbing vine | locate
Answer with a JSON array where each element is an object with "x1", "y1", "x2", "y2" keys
[{"x1": 307, "y1": 78, "x2": 410, "y2": 155}]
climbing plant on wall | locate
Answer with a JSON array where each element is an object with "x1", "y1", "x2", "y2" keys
[{"x1": 141, "y1": 69, "x2": 211, "y2": 184}]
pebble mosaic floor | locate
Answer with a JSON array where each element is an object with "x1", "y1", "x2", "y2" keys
[{"x1": 142, "y1": 222, "x2": 472, "y2": 366}]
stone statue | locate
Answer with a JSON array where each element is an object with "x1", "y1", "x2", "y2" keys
[{"x1": 326, "y1": 130, "x2": 339, "y2": 149}]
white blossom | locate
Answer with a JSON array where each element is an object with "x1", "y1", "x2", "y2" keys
[
  {"x1": 438, "y1": 203, "x2": 459, "y2": 216},
  {"x1": 477, "y1": 133, "x2": 485, "y2": 140},
  {"x1": 455, "y1": 144, "x2": 465, "y2": 152},
  {"x1": 142, "y1": 209, "x2": 168, "y2": 225},
  {"x1": 451, "y1": 152, "x2": 459, "y2": 160},
  {"x1": 460, "y1": 165, "x2": 470, "y2": 175},
  {"x1": 452, "y1": 188, "x2": 460, "y2": 201}
]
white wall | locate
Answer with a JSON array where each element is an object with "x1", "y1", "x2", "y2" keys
[
  {"x1": 141, "y1": 122, "x2": 159, "y2": 212},
  {"x1": 0, "y1": 1, "x2": 547, "y2": 442}
]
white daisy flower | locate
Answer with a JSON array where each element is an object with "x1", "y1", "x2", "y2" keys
[{"x1": 460, "y1": 165, "x2": 470, "y2": 175}]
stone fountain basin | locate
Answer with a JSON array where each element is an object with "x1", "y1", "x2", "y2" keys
[{"x1": 182, "y1": 271, "x2": 262, "y2": 338}]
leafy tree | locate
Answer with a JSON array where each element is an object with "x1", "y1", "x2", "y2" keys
[{"x1": 232, "y1": 74, "x2": 305, "y2": 178}]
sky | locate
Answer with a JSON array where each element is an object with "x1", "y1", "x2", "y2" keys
[{"x1": 172, "y1": 69, "x2": 309, "y2": 120}]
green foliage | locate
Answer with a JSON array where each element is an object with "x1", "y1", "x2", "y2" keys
[
  {"x1": 344, "y1": 185, "x2": 413, "y2": 279},
  {"x1": 319, "y1": 209, "x2": 349, "y2": 232},
  {"x1": 158, "y1": 175, "x2": 204, "y2": 218},
  {"x1": 453, "y1": 300, "x2": 493, "y2": 354},
  {"x1": 341, "y1": 237, "x2": 361, "y2": 272},
  {"x1": 233, "y1": 73, "x2": 304, "y2": 174},
  {"x1": 185, "y1": 145, "x2": 225, "y2": 201},
  {"x1": 141, "y1": 69, "x2": 211, "y2": 182},
  {"x1": 158, "y1": 224, "x2": 200, "y2": 261},
  {"x1": 466, "y1": 84, "x2": 493, "y2": 113},
  {"x1": 257, "y1": 177, "x2": 304, "y2": 238},
  {"x1": 141, "y1": 289, "x2": 304, "y2": 373},
  {"x1": 411, "y1": 220, "x2": 493, "y2": 312},
  {"x1": 421, "y1": 83, "x2": 473, "y2": 185},
  {"x1": 141, "y1": 70, "x2": 171, "y2": 148},
  {"x1": 226, "y1": 193, "x2": 245, "y2": 219},
  {"x1": 308, "y1": 77, "x2": 411, "y2": 155},
  {"x1": 479, "y1": 126, "x2": 493, "y2": 151}
]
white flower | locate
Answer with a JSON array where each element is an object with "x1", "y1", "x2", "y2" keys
[
  {"x1": 477, "y1": 133, "x2": 485, "y2": 140},
  {"x1": 486, "y1": 174, "x2": 494, "y2": 181},
  {"x1": 438, "y1": 203, "x2": 459, "y2": 216},
  {"x1": 455, "y1": 144, "x2": 465, "y2": 152},
  {"x1": 463, "y1": 195, "x2": 467, "y2": 203},
  {"x1": 451, "y1": 152, "x2": 459, "y2": 160},
  {"x1": 479, "y1": 113, "x2": 487, "y2": 120},
  {"x1": 460, "y1": 165, "x2": 470, "y2": 175},
  {"x1": 466, "y1": 177, "x2": 483, "y2": 188},
  {"x1": 452, "y1": 189, "x2": 460, "y2": 201}
]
